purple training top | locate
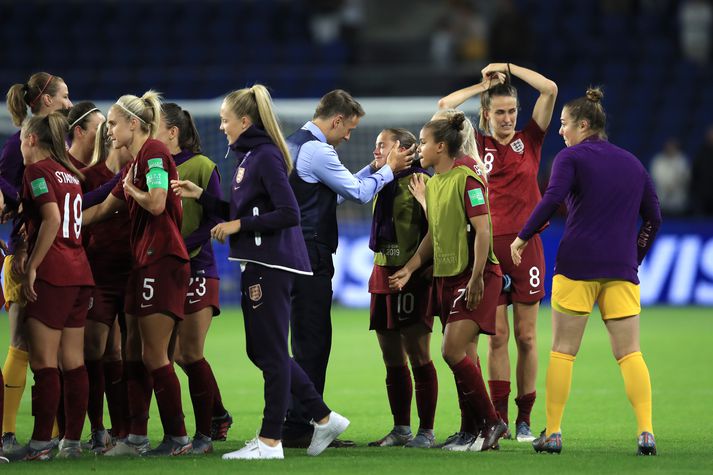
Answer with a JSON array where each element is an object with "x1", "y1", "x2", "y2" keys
[
  {"x1": 0, "y1": 131, "x2": 25, "y2": 254},
  {"x1": 519, "y1": 137, "x2": 662, "y2": 284}
]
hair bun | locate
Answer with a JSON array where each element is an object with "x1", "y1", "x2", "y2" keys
[
  {"x1": 448, "y1": 111, "x2": 466, "y2": 131},
  {"x1": 585, "y1": 87, "x2": 603, "y2": 103}
]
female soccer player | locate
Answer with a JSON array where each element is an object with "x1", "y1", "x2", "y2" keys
[
  {"x1": 67, "y1": 102, "x2": 105, "y2": 168},
  {"x1": 10, "y1": 112, "x2": 93, "y2": 461},
  {"x1": 367, "y1": 128, "x2": 437, "y2": 449},
  {"x1": 390, "y1": 112, "x2": 507, "y2": 452},
  {"x1": 511, "y1": 88, "x2": 661, "y2": 456},
  {"x1": 439, "y1": 63, "x2": 557, "y2": 440},
  {"x1": 172, "y1": 84, "x2": 349, "y2": 460},
  {"x1": 83, "y1": 90, "x2": 192, "y2": 457},
  {"x1": 156, "y1": 102, "x2": 230, "y2": 453},
  {"x1": 2, "y1": 72, "x2": 72, "y2": 451},
  {"x1": 81, "y1": 121, "x2": 133, "y2": 453}
]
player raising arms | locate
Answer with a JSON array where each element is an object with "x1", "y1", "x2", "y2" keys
[
  {"x1": 156, "y1": 102, "x2": 230, "y2": 453},
  {"x1": 81, "y1": 121, "x2": 133, "y2": 453},
  {"x1": 1, "y1": 73, "x2": 72, "y2": 452},
  {"x1": 439, "y1": 63, "x2": 557, "y2": 440},
  {"x1": 172, "y1": 84, "x2": 349, "y2": 460},
  {"x1": 511, "y1": 88, "x2": 661, "y2": 456},
  {"x1": 367, "y1": 128, "x2": 437, "y2": 449},
  {"x1": 8, "y1": 113, "x2": 93, "y2": 461},
  {"x1": 83, "y1": 91, "x2": 192, "y2": 457},
  {"x1": 390, "y1": 112, "x2": 507, "y2": 452}
]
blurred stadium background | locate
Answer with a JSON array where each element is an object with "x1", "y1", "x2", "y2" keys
[{"x1": 1, "y1": 0, "x2": 712, "y2": 308}]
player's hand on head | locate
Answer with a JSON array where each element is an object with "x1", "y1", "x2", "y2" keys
[
  {"x1": 510, "y1": 237, "x2": 528, "y2": 266},
  {"x1": 386, "y1": 140, "x2": 415, "y2": 174},
  {"x1": 170, "y1": 179, "x2": 203, "y2": 199},
  {"x1": 466, "y1": 273, "x2": 484, "y2": 310}
]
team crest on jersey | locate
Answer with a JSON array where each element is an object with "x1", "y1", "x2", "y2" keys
[
  {"x1": 248, "y1": 284, "x2": 262, "y2": 301},
  {"x1": 236, "y1": 167, "x2": 245, "y2": 184},
  {"x1": 510, "y1": 138, "x2": 525, "y2": 154}
]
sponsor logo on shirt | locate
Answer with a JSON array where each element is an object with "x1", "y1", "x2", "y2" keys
[
  {"x1": 468, "y1": 188, "x2": 485, "y2": 206},
  {"x1": 510, "y1": 138, "x2": 525, "y2": 154},
  {"x1": 248, "y1": 284, "x2": 262, "y2": 302},
  {"x1": 236, "y1": 167, "x2": 245, "y2": 184},
  {"x1": 30, "y1": 177, "x2": 49, "y2": 197},
  {"x1": 147, "y1": 158, "x2": 165, "y2": 170}
]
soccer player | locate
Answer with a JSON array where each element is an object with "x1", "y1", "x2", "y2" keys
[
  {"x1": 83, "y1": 91, "x2": 192, "y2": 457},
  {"x1": 81, "y1": 120, "x2": 133, "y2": 453},
  {"x1": 511, "y1": 88, "x2": 661, "y2": 456},
  {"x1": 283, "y1": 90, "x2": 412, "y2": 446},
  {"x1": 2, "y1": 72, "x2": 72, "y2": 452},
  {"x1": 438, "y1": 63, "x2": 557, "y2": 440},
  {"x1": 67, "y1": 102, "x2": 105, "y2": 168},
  {"x1": 390, "y1": 112, "x2": 507, "y2": 452},
  {"x1": 172, "y1": 84, "x2": 349, "y2": 460},
  {"x1": 9, "y1": 112, "x2": 93, "y2": 461},
  {"x1": 367, "y1": 128, "x2": 437, "y2": 449},
  {"x1": 156, "y1": 102, "x2": 230, "y2": 453}
]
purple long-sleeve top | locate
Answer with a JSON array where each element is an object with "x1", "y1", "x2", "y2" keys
[
  {"x1": 197, "y1": 125, "x2": 311, "y2": 275},
  {"x1": 173, "y1": 149, "x2": 222, "y2": 278},
  {"x1": 519, "y1": 137, "x2": 662, "y2": 284},
  {"x1": 0, "y1": 131, "x2": 25, "y2": 253}
]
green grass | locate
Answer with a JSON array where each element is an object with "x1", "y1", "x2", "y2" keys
[{"x1": 1, "y1": 305, "x2": 712, "y2": 473}]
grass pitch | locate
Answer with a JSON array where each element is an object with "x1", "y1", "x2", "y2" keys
[{"x1": 0, "y1": 305, "x2": 711, "y2": 473}]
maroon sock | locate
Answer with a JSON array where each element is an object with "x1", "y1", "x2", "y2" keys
[
  {"x1": 31, "y1": 367, "x2": 60, "y2": 442},
  {"x1": 86, "y1": 359, "x2": 105, "y2": 431},
  {"x1": 211, "y1": 371, "x2": 227, "y2": 418},
  {"x1": 454, "y1": 375, "x2": 478, "y2": 434},
  {"x1": 104, "y1": 360, "x2": 127, "y2": 438},
  {"x1": 488, "y1": 380, "x2": 511, "y2": 425},
  {"x1": 385, "y1": 365, "x2": 412, "y2": 427},
  {"x1": 125, "y1": 361, "x2": 152, "y2": 436},
  {"x1": 184, "y1": 358, "x2": 216, "y2": 437},
  {"x1": 412, "y1": 361, "x2": 437, "y2": 431},
  {"x1": 56, "y1": 371, "x2": 65, "y2": 439},
  {"x1": 515, "y1": 391, "x2": 536, "y2": 426},
  {"x1": 63, "y1": 366, "x2": 89, "y2": 440},
  {"x1": 152, "y1": 364, "x2": 187, "y2": 437},
  {"x1": 450, "y1": 357, "x2": 499, "y2": 426}
]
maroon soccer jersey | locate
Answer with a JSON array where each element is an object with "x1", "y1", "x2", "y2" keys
[
  {"x1": 82, "y1": 161, "x2": 132, "y2": 286},
  {"x1": 111, "y1": 139, "x2": 188, "y2": 268},
  {"x1": 22, "y1": 158, "x2": 94, "y2": 286},
  {"x1": 476, "y1": 119, "x2": 545, "y2": 235}
]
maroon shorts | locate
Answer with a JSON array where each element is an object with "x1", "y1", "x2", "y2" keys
[
  {"x1": 369, "y1": 276, "x2": 433, "y2": 332},
  {"x1": 87, "y1": 285, "x2": 125, "y2": 327},
  {"x1": 434, "y1": 262, "x2": 502, "y2": 335},
  {"x1": 493, "y1": 233, "x2": 545, "y2": 305},
  {"x1": 25, "y1": 280, "x2": 93, "y2": 330},
  {"x1": 184, "y1": 276, "x2": 220, "y2": 316},
  {"x1": 125, "y1": 256, "x2": 190, "y2": 319}
]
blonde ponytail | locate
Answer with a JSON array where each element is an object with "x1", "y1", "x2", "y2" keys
[{"x1": 114, "y1": 89, "x2": 162, "y2": 137}]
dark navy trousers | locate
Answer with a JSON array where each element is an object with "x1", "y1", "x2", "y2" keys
[
  {"x1": 241, "y1": 263, "x2": 330, "y2": 440},
  {"x1": 283, "y1": 241, "x2": 335, "y2": 438}
]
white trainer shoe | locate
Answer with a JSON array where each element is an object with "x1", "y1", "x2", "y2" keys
[
  {"x1": 222, "y1": 437, "x2": 284, "y2": 460},
  {"x1": 307, "y1": 411, "x2": 350, "y2": 456}
]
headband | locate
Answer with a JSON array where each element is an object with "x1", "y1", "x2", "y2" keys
[
  {"x1": 69, "y1": 107, "x2": 100, "y2": 129},
  {"x1": 29, "y1": 74, "x2": 54, "y2": 107},
  {"x1": 116, "y1": 102, "x2": 147, "y2": 124}
]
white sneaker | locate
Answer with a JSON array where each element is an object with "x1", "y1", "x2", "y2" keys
[
  {"x1": 307, "y1": 411, "x2": 350, "y2": 456},
  {"x1": 467, "y1": 433, "x2": 485, "y2": 452},
  {"x1": 222, "y1": 437, "x2": 284, "y2": 460},
  {"x1": 104, "y1": 438, "x2": 150, "y2": 456}
]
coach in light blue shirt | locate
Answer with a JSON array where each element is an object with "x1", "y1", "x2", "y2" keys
[{"x1": 283, "y1": 90, "x2": 412, "y2": 445}]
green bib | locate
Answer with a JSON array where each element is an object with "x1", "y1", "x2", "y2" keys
[
  {"x1": 426, "y1": 165, "x2": 497, "y2": 277},
  {"x1": 176, "y1": 154, "x2": 217, "y2": 258},
  {"x1": 373, "y1": 173, "x2": 429, "y2": 267}
]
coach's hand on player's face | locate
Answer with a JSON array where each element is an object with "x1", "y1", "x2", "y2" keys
[
  {"x1": 510, "y1": 237, "x2": 528, "y2": 266},
  {"x1": 465, "y1": 273, "x2": 484, "y2": 310},
  {"x1": 388, "y1": 267, "x2": 413, "y2": 292},
  {"x1": 211, "y1": 220, "x2": 241, "y2": 244},
  {"x1": 386, "y1": 140, "x2": 415, "y2": 174},
  {"x1": 170, "y1": 179, "x2": 203, "y2": 199}
]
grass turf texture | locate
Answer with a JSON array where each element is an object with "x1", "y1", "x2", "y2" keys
[{"x1": 0, "y1": 305, "x2": 711, "y2": 473}]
